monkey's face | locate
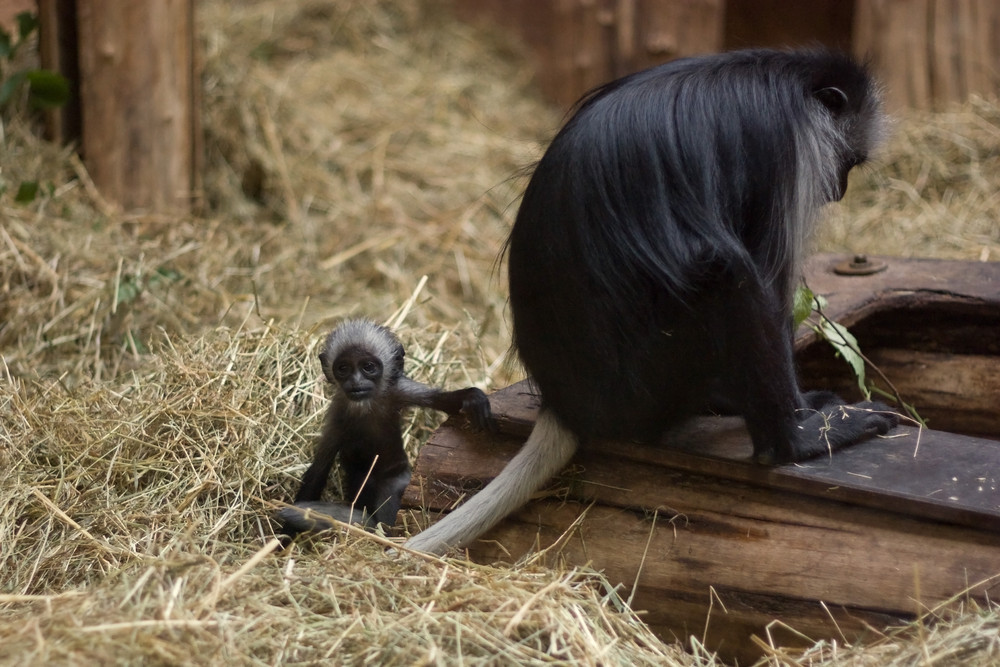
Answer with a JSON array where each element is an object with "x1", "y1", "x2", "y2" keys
[{"x1": 327, "y1": 348, "x2": 384, "y2": 401}]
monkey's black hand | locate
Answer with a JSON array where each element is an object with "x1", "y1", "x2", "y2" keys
[
  {"x1": 773, "y1": 400, "x2": 899, "y2": 464},
  {"x1": 850, "y1": 400, "x2": 900, "y2": 435},
  {"x1": 804, "y1": 393, "x2": 900, "y2": 434},
  {"x1": 461, "y1": 388, "x2": 493, "y2": 431}
]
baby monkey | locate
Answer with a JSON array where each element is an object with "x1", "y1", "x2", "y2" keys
[{"x1": 278, "y1": 319, "x2": 492, "y2": 535}]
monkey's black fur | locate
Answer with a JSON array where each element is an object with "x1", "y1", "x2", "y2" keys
[
  {"x1": 278, "y1": 319, "x2": 492, "y2": 535},
  {"x1": 508, "y1": 49, "x2": 896, "y2": 462},
  {"x1": 403, "y1": 49, "x2": 901, "y2": 554}
]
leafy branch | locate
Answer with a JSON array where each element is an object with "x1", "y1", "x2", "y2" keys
[
  {"x1": 794, "y1": 284, "x2": 925, "y2": 427},
  {"x1": 0, "y1": 12, "x2": 70, "y2": 114}
]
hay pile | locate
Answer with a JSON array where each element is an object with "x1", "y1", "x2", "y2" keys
[
  {"x1": 1, "y1": 0, "x2": 998, "y2": 664},
  {"x1": 0, "y1": 327, "x2": 692, "y2": 664},
  {"x1": 824, "y1": 96, "x2": 1000, "y2": 261}
]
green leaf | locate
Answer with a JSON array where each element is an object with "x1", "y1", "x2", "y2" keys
[
  {"x1": 819, "y1": 318, "x2": 870, "y2": 399},
  {"x1": 26, "y1": 69, "x2": 70, "y2": 109},
  {"x1": 14, "y1": 180, "x2": 39, "y2": 203},
  {"x1": 250, "y1": 40, "x2": 277, "y2": 62},
  {"x1": 116, "y1": 276, "x2": 143, "y2": 306},
  {"x1": 124, "y1": 330, "x2": 149, "y2": 354},
  {"x1": 0, "y1": 69, "x2": 26, "y2": 106},
  {"x1": 0, "y1": 27, "x2": 12, "y2": 59},
  {"x1": 150, "y1": 267, "x2": 183, "y2": 286},
  {"x1": 15, "y1": 12, "x2": 38, "y2": 42},
  {"x1": 792, "y1": 285, "x2": 815, "y2": 328}
]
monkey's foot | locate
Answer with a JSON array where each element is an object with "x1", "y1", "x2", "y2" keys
[{"x1": 276, "y1": 501, "x2": 373, "y2": 535}]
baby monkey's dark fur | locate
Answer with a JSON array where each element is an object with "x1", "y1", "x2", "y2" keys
[{"x1": 278, "y1": 319, "x2": 492, "y2": 535}]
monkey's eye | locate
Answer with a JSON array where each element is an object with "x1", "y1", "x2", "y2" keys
[
  {"x1": 333, "y1": 363, "x2": 351, "y2": 380},
  {"x1": 361, "y1": 361, "x2": 381, "y2": 378}
]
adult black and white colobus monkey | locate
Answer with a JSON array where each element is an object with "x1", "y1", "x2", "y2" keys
[
  {"x1": 405, "y1": 49, "x2": 899, "y2": 555},
  {"x1": 278, "y1": 319, "x2": 492, "y2": 534}
]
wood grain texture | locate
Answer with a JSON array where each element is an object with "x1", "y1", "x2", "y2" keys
[
  {"x1": 854, "y1": 0, "x2": 1000, "y2": 109},
  {"x1": 403, "y1": 255, "x2": 1000, "y2": 662},
  {"x1": 75, "y1": 0, "x2": 198, "y2": 212}
]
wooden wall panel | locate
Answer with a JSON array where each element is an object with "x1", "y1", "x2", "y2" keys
[
  {"x1": 455, "y1": 0, "x2": 723, "y2": 108},
  {"x1": 724, "y1": 0, "x2": 854, "y2": 50},
  {"x1": 854, "y1": 0, "x2": 1000, "y2": 109},
  {"x1": 459, "y1": 0, "x2": 1000, "y2": 110}
]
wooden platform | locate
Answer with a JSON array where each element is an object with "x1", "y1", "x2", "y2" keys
[{"x1": 402, "y1": 255, "x2": 1000, "y2": 662}]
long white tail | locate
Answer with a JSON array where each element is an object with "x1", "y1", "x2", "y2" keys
[{"x1": 404, "y1": 409, "x2": 578, "y2": 555}]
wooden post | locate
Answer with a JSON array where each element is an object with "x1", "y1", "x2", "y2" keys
[
  {"x1": 72, "y1": 0, "x2": 200, "y2": 213},
  {"x1": 853, "y1": 0, "x2": 1000, "y2": 110}
]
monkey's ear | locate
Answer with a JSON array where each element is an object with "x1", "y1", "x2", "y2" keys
[
  {"x1": 318, "y1": 351, "x2": 336, "y2": 383},
  {"x1": 814, "y1": 86, "x2": 848, "y2": 114}
]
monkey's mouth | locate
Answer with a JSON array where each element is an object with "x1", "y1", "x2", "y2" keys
[{"x1": 346, "y1": 389, "x2": 373, "y2": 401}]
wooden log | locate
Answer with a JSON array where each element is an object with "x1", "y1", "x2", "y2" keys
[
  {"x1": 403, "y1": 254, "x2": 1000, "y2": 663},
  {"x1": 797, "y1": 254, "x2": 1000, "y2": 437},
  {"x1": 804, "y1": 348, "x2": 1000, "y2": 436},
  {"x1": 405, "y1": 411, "x2": 1000, "y2": 664},
  {"x1": 74, "y1": 0, "x2": 200, "y2": 213}
]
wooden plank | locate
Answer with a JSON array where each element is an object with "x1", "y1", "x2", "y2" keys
[
  {"x1": 403, "y1": 254, "x2": 1000, "y2": 661},
  {"x1": 427, "y1": 255, "x2": 1000, "y2": 530},
  {"x1": 410, "y1": 404, "x2": 1000, "y2": 533},
  {"x1": 614, "y1": 0, "x2": 637, "y2": 75},
  {"x1": 405, "y1": 410, "x2": 1000, "y2": 663},
  {"x1": 461, "y1": 495, "x2": 1000, "y2": 663},
  {"x1": 797, "y1": 254, "x2": 1000, "y2": 437},
  {"x1": 654, "y1": 421, "x2": 1000, "y2": 532},
  {"x1": 854, "y1": 0, "x2": 1000, "y2": 109},
  {"x1": 404, "y1": 416, "x2": 1000, "y2": 663}
]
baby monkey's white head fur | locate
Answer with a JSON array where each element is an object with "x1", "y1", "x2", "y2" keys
[{"x1": 319, "y1": 319, "x2": 405, "y2": 413}]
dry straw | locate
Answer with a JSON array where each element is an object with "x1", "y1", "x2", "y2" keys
[
  {"x1": 1, "y1": 0, "x2": 998, "y2": 664},
  {"x1": 0, "y1": 326, "x2": 691, "y2": 665}
]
